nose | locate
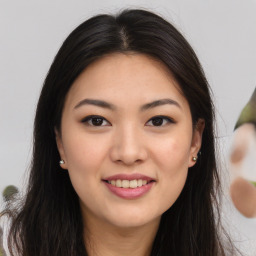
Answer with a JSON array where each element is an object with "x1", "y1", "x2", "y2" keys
[{"x1": 109, "y1": 125, "x2": 148, "y2": 165}]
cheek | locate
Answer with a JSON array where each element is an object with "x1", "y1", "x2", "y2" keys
[
  {"x1": 62, "y1": 133, "x2": 110, "y2": 202},
  {"x1": 150, "y1": 134, "x2": 191, "y2": 208},
  {"x1": 63, "y1": 131, "x2": 110, "y2": 173},
  {"x1": 152, "y1": 135, "x2": 192, "y2": 171},
  {"x1": 158, "y1": 139, "x2": 190, "y2": 188}
]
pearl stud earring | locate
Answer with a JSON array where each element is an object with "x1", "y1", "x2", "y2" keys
[
  {"x1": 59, "y1": 159, "x2": 65, "y2": 165},
  {"x1": 192, "y1": 156, "x2": 197, "y2": 162}
]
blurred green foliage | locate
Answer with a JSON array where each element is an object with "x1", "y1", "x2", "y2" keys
[{"x1": 2, "y1": 185, "x2": 18, "y2": 202}]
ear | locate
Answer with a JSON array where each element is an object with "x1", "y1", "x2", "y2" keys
[
  {"x1": 55, "y1": 127, "x2": 68, "y2": 169},
  {"x1": 188, "y1": 119, "x2": 205, "y2": 167}
]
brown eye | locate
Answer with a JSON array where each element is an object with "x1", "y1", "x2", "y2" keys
[
  {"x1": 91, "y1": 117, "x2": 104, "y2": 126},
  {"x1": 152, "y1": 117, "x2": 164, "y2": 126},
  {"x1": 81, "y1": 115, "x2": 111, "y2": 126},
  {"x1": 146, "y1": 116, "x2": 175, "y2": 127}
]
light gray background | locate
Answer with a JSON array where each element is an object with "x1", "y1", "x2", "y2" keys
[{"x1": 1, "y1": 0, "x2": 256, "y2": 254}]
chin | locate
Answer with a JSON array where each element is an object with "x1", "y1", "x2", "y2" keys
[
  {"x1": 107, "y1": 215, "x2": 159, "y2": 229},
  {"x1": 102, "y1": 206, "x2": 162, "y2": 229}
]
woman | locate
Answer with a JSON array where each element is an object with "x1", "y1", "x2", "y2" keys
[{"x1": 5, "y1": 9, "x2": 239, "y2": 256}]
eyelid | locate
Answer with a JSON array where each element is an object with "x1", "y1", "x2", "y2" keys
[
  {"x1": 80, "y1": 115, "x2": 175, "y2": 127},
  {"x1": 81, "y1": 115, "x2": 111, "y2": 126},
  {"x1": 145, "y1": 115, "x2": 176, "y2": 126}
]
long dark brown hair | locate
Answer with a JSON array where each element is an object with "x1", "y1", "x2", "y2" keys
[{"x1": 6, "y1": 9, "x2": 238, "y2": 256}]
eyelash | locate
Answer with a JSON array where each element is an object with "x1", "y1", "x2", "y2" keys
[
  {"x1": 81, "y1": 115, "x2": 111, "y2": 126},
  {"x1": 146, "y1": 115, "x2": 175, "y2": 126},
  {"x1": 81, "y1": 115, "x2": 175, "y2": 127}
]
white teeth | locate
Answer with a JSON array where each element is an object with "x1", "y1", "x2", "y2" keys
[
  {"x1": 107, "y1": 179, "x2": 150, "y2": 188},
  {"x1": 116, "y1": 179, "x2": 122, "y2": 187},
  {"x1": 122, "y1": 180, "x2": 130, "y2": 188},
  {"x1": 130, "y1": 180, "x2": 137, "y2": 188}
]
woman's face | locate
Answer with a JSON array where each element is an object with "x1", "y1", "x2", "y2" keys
[{"x1": 56, "y1": 53, "x2": 203, "y2": 228}]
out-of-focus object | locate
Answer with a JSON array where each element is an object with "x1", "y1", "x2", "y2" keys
[
  {"x1": 229, "y1": 87, "x2": 256, "y2": 218},
  {"x1": 0, "y1": 185, "x2": 18, "y2": 255},
  {"x1": 0, "y1": 226, "x2": 6, "y2": 256},
  {"x1": 230, "y1": 177, "x2": 256, "y2": 218},
  {"x1": 230, "y1": 123, "x2": 256, "y2": 166},
  {"x1": 234, "y1": 88, "x2": 256, "y2": 130},
  {"x1": 2, "y1": 185, "x2": 18, "y2": 202}
]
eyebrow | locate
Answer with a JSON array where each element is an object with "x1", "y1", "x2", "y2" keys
[
  {"x1": 74, "y1": 98, "x2": 181, "y2": 111},
  {"x1": 140, "y1": 98, "x2": 181, "y2": 111},
  {"x1": 74, "y1": 99, "x2": 116, "y2": 110}
]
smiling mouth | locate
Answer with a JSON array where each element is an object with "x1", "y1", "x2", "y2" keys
[{"x1": 103, "y1": 179, "x2": 155, "y2": 189}]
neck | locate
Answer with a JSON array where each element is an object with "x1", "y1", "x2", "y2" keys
[{"x1": 83, "y1": 213, "x2": 160, "y2": 256}]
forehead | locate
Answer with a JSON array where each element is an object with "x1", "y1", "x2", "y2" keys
[{"x1": 64, "y1": 53, "x2": 188, "y2": 110}]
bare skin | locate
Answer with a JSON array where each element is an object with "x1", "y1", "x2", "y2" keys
[
  {"x1": 83, "y1": 209, "x2": 160, "y2": 256},
  {"x1": 56, "y1": 53, "x2": 204, "y2": 255}
]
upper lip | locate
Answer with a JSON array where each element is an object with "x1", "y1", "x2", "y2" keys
[{"x1": 103, "y1": 173, "x2": 155, "y2": 182}]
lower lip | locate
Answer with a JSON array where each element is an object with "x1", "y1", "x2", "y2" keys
[{"x1": 104, "y1": 181, "x2": 154, "y2": 199}]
